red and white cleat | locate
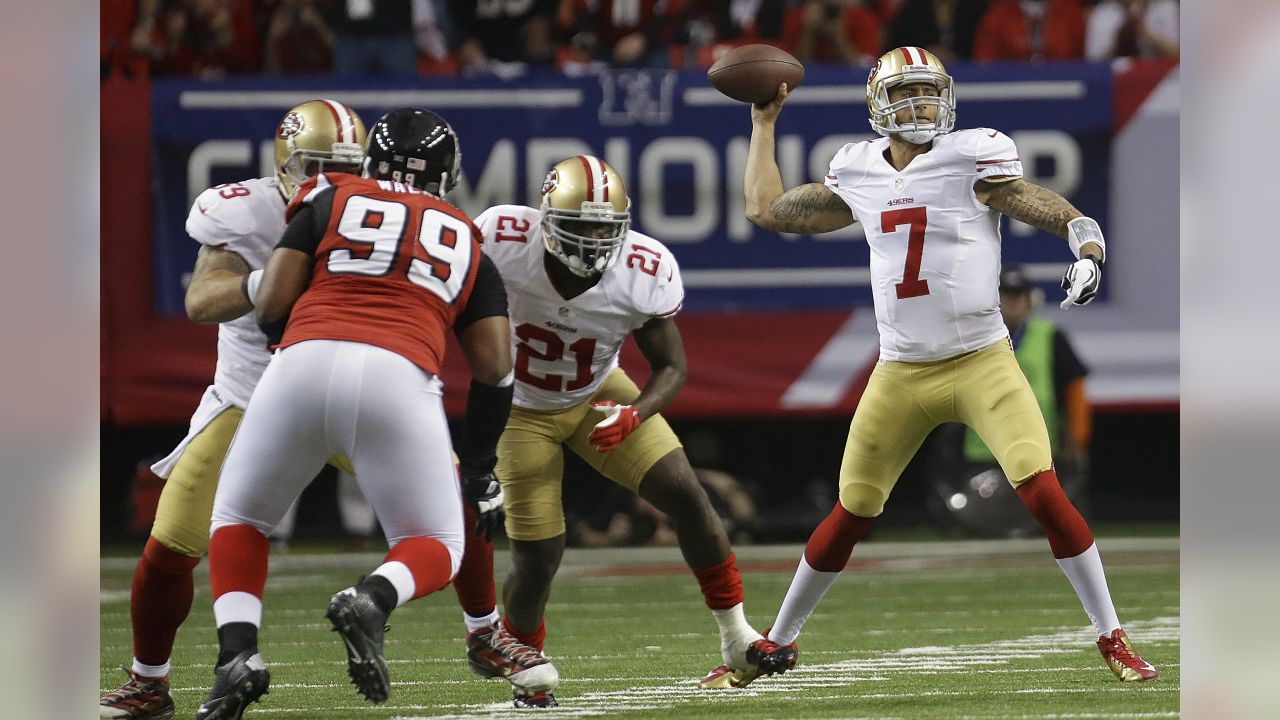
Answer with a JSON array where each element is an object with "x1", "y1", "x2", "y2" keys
[
  {"x1": 1097, "y1": 628, "x2": 1159, "y2": 682},
  {"x1": 466, "y1": 624, "x2": 560, "y2": 693}
]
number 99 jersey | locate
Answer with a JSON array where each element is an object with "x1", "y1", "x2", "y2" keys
[
  {"x1": 473, "y1": 204, "x2": 684, "y2": 412},
  {"x1": 824, "y1": 128, "x2": 1024, "y2": 362},
  {"x1": 279, "y1": 173, "x2": 482, "y2": 375}
]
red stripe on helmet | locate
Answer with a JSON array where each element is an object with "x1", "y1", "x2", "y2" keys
[
  {"x1": 914, "y1": 47, "x2": 928, "y2": 65},
  {"x1": 320, "y1": 99, "x2": 354, "y2": 143},
  {"x1": 577, "y1": 156, "x2": 596, "y2": 201},
  {"x1": 899, "y1": 47, "x2": 913, "y2": 65}
]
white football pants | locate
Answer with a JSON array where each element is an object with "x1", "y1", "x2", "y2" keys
[{"x1": 211, "y1": 339, "x2": 463, "y2": 571}]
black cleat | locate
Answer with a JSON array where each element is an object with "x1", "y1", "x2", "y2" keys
[
  {"x1": 194, "y1": 651, "x2": 270, "y2": 720},
  {"x1": 745, "y1": 636, "x2": 798, "y2": 677},
  {"x1": 325, "y1": 587, "x2": 391, "y2": 703}
]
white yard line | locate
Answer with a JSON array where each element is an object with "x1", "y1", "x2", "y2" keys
[{"x1": 403, "y1": 616, "x2": 1179, "y2": 719}]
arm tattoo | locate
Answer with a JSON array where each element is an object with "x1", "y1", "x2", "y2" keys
[
  {"x1": 983, "y1": 179, "x2": 1081, "y2": 238},
  {"x1": 769, "y1": 183, "x2": 855, "y2": 234}
]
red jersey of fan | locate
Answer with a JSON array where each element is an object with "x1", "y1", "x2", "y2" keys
[{"x1": 278, "y1": 173, "x2": 481, "y2": 376}]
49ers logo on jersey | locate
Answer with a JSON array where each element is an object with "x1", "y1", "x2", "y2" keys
[
  {"x1": 540, "y1": 168, "x2": 560, "y2": 196},
  {"x1": 278, "y1": 111, "x2": 305, "y2": 139}
]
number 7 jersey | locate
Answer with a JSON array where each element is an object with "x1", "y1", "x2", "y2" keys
[
  {"x1": 474, "y1": 205, "x2": 684, "y2": 412},
  {"x1": 825, "y1": 128, "x2": 1024, "y2": 362}
]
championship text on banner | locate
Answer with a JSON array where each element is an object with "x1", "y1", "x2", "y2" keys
[{"x1": 149, "y1": 63, "x2": 1112, "y2": 317}]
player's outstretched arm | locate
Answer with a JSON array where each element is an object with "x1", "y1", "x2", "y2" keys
[
  {"x1": 980, "y1": 178, "x2": 1106, "y2": 308},
  {"x1": 745, "y1": 84, "x2": 854, "y2": 234},
  {"x1": 977, "y1": 178, "x2": 1103, "y2": 259},
  {"x1": 184, "y1": 245, "x2": 254, "y2": 324}
]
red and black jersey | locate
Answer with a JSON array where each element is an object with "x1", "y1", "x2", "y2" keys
[{"x1": 277, "y1": 173, "x2": 485, "y2": 376}]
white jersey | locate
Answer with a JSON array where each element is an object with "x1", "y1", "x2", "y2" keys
[
  {"x1": 825, "y1": 128, "x2": 1024, "y2": 362},
  {"x1": 184, "y1": 176, "x2": 287, "y2": 407},
  {"x1": 474, "y1": 205, "x2": 684, "y2": 411}
]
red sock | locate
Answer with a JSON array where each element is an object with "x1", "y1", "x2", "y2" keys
[
  {"x1": 503, "y1": 615, "x2": 546, "y2": 652},
  {"x1": 208, "y1": 525, "x2": 269, "y2": 602},
  {"x1": 1016, "y1": 469, "x2": 1094, "y2": 559},
  {"x1": 453, "y1": 505, "x2": 497, "y2": 617},
  {"x1": 803, "y1": 501, "x2": 875, "y2": 572},
  {"x1": 131, "y1": 537, "x2": 201, "y2": 667},
  {"x1": 693, "y1": 554, "x2": 745, "y2": 610},
  {"x1": 385, "y1": 536, "x2": 454, "y2": 601}
]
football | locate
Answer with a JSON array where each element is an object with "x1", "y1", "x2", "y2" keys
[{"x1": 707, "y1": 44, "x2": 805, "y2": 104}]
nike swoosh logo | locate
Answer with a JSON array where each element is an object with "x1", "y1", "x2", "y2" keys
[
  {"x1": 988, "y1": 131, "x2": 998, "y2": 138},
  {"x1": 1139, "y1": 662, "x2": 1156, "y2": 671}
]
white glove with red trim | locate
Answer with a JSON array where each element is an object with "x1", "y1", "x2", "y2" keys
[{"x1": 588, "y1": 402, "x2": 643, "y2": 452}]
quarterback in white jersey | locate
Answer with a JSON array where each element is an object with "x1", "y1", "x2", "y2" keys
[
  {"x1": 702, "y1": 46, "x2": 1159, "y2": 688},
  {"x1": 470, "y1": 156, "x2": 797, "y2": 708},
  {"x1": 823, "y1": 127, "x2": 1022, "y2": 361}
]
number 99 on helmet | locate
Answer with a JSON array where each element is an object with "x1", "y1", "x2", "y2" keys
[{"x1": 540, "y1": 155, "x2": 631, "y2": 278}]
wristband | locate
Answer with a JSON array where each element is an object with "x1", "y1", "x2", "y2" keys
[
  {"x1": 1066, "y1": 217, "x2": 1106, "y2": 264},
  {"x1": 242, "y1": 268, "x2": 264, "y2": 306}
]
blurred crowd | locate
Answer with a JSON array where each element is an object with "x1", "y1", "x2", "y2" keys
[{"x1": 102, "y1": 0, "x2": 1179, "y2": 80}]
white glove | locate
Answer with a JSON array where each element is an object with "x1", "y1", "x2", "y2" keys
[{"x1": 1060, "y1": 257, "x2": 1101, "y2": 309}]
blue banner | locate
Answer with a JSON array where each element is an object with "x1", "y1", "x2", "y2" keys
[{"x1": 151, "y1": 62, "x2": 1111, "y2": 315}]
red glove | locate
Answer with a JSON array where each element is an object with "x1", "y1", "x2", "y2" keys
[{"x1": 588, "y1": 402, "x2": 643, "y2": 452}]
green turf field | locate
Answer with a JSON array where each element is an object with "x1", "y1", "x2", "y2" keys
[{"x1": 101, "y1": 537, "x2": 1179, "y2": 718}]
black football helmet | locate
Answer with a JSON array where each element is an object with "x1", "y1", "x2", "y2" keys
[{"x1": 362, "y1": 108, "x2": 461, "y2": 197}]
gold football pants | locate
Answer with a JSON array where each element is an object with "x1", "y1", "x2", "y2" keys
[
  {"x1": 839, "y1": 339, "x2": 1053, "y2": 517},
  {"x1": 151, "y1": 406, "x2": 355, "y2": 557},
  {"x1": 498, "y1": 369, "x2": 684, "y2": 541}
]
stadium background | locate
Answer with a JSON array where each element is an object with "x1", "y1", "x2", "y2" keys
[{"x1": 99, "y1": 58, "x2": 1178, "y2": 546}]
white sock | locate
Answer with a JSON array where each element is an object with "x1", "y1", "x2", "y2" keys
[
  {"x1": 712, "y1": 602, "x2": 763, "y2": 667},
  {"x1": 371, "y1": 561, "x2": 415, "y2": 607},
  {"x1": 464, "y1": 607, "x2": 500, "y2": 632},
  {"x1": 212, "y1": 591, "x2": 263, "y2": 628},
  {"x1": 1055, "y1": 543, "x2": 1122, "y2": 636},
  {"x1": 771, "y1": 555, "x2": 841, "y2": 646},
  {"x1": 131, "y1": 659, "x2": 170, "y2": 679}
]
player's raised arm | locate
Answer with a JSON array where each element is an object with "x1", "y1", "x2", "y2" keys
[
  {"x1": 977, "y1": 178, "x2": 1106, "y2": 308},
  {"x1": 745, "y1": 83, "x2": 855, "y2": 234},
  {"x1": 184, "y1": 245, "x2": 255, "y2": 324}
]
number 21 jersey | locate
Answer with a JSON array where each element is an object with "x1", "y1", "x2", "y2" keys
[
  {"x1": 824, "y1": 128, "x2": 1024, "y2": 362},
  {"x1": 474, "y1": 204, "x2": 684, "y2": 412}
]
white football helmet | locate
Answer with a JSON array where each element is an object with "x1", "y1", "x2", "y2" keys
[
  {"x1": 866, "y1": 46, "x2": 956, "y2": 145},
  {"x1": 539, "y1": 155, "x2": 631, "y2": 277}
]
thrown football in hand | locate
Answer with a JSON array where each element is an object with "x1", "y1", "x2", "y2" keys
[{"x1": 707, "y1": 44, "x2": 805, "y2": 104}]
